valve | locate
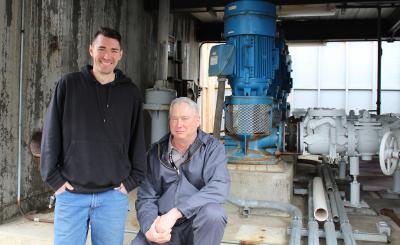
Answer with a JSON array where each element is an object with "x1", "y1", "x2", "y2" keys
[{"x1": 379, "y1": 132, "x2": 400, "y2": 175}]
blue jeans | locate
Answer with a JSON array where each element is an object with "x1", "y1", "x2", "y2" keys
[{"x1": 54, "y1": 189, "x2": 129, "y2": 245}]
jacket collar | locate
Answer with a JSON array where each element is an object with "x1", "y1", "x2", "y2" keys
[{"x1": 157, "y1": 129, "x2": 209, "y2": 161}]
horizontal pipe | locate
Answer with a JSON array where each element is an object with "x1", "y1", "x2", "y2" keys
[
  {"x1": 288, "y1": 228, "x2": 387, "y2": 243},
  {"x1": 228, "y1": 195, "x2": 303, "y2": 245}
]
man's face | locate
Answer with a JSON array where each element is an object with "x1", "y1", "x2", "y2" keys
[
  {"x1": 169, "y1": 102, "x2": 200, "y2": 142},
  {"x1": 89, "y1": 35, "x2": 122, "y2": 75}
]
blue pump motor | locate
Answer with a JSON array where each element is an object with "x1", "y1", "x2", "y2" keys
[{"x1": 209, "y1": 0, "x2": 291, "y2": 162}]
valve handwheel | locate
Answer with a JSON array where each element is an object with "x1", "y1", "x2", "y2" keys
[{"x1": 379, "y1": 132, "x2": 400, "y2": 175}]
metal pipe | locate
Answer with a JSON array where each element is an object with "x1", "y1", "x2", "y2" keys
[
  {"x1": 325, "y1": 164, "x2": 357, "y2": 245},
  {"x1": 317, "y1": 162, "x2": 338, "y2": 245},
  {"x1": 213, "y1": 77, "x2": 226, "y2": 139},
  {"x1": 322, "y1": 167, "x2": 339, "y2": 222},
  {"x1": 322, "y1": 166, "x2": 334, "y2": 192},
  {"x1": 376, "y1": 6, "x2": 382, "y2": 115},
  {"x1": 308, "y1": 181, "x2": 319, "y2": 245},
  {"x1": 17, "y1": 0, "x2": 26, "y2": 208},
  {"x1": 289, "y1": 228, "x2": 387, "y2": 243},
  {"x1": 323, "y1": 179, "x2": 338, "y2": 245},
  {"x1": 338, "y1": 158, "x2": 346, "y2": 179},
  {"x1": 250, "y1": 133, "x2": 279, "y2": 149},
  {"x1": 349, "y1": 156, "x2": 360, "y2": 205},
  {"x1": 157, "y1": 0, "x2": 170, "y2": 81},
  {"x1": 309, "y1": 117, "x2": 336, "y2": 130},
  {"x1": 228, "y1": 195, "x2": 303, "y2": 245}
]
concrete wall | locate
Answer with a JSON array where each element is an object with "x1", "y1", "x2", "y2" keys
[{"x1": 0, "y1": 0, "x2": 199, "y2": 223}]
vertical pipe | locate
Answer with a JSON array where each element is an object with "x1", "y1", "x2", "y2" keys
[
  {"x1": 349, "y1": 156, "x2": 360, "y2": 205},
  {"x1": 17, "y1": 0, "x2": 26, "y2": 207},
  {"x1": 376, "y1": 7, "x2": 382, "y2": 115},
  {"x1": 157, "y1": 0, "x2": 170, "y2": 81},
  {"x1": 338, "y1": 158, "x2": 346, "y2": 179},
  {"x1": 213, "y1": 77, "x2": 226, "y2": 139}
]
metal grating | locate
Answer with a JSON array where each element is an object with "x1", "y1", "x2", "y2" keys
[{"x1": 225, "y1": 104, "x2": 272, "y2": 135}]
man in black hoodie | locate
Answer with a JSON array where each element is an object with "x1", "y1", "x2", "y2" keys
[{"x1": 40, "y1": 27, "x2": 146, "y2": 245}]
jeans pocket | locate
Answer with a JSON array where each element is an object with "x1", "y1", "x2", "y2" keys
[
  {"x1": 55, "y1": 189, "x2": 68, "y2": 197},
  {"x1": 114, "y1": 189, "x2": 128, "y2": 196}
]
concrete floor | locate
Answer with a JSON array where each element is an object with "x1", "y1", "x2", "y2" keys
[{"x1": 1, "y1": 165, "x2": 400, "y2": 244}]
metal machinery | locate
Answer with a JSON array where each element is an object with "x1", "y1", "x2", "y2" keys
[
  {"x1": 207, "y1": 1, "x2": 396, "y2": 243},
  {"x1": 290, "y1": 108, "x2": 400, "y2": 205},
  {"x1": 209, "y1": 0, "x2": 294, "y2": 206},
  {"x1": 209, "y1": 0, "x2": 292, "y2": 163}
]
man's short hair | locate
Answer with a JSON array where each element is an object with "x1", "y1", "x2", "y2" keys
[
  {"x1": 93, "y1": 27, "x2": 122, "y2": 47},
  {"x1": 170, "y1": 97, "x2": 200, "y2": 117}
]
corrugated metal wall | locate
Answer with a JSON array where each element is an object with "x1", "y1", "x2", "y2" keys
[
  {"x1": 289, "y1": 41, "x2": 400, "y2": 114},
  {"x1": 0, "y1": 0, "x2": 199, "y2": 223}
]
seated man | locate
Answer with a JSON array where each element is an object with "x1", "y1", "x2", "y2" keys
[{"x1": 132, "y1": 97, "x2": 230, "y2": 245}]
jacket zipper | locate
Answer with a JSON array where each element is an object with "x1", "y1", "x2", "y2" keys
[
  {"x1": 158, "y1": 142, "x2": 203, "y2": 175},
  {"x1": 156, "y1": 137, "x2": 208, "y2": 208}
]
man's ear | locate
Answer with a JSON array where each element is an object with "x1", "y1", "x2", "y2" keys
[
  {"x1": 89, "y1": 45, "x2": 93, "y2": 57},
  {"x1": 120, "y1": 49, "x2": 123, "y2": 59}
]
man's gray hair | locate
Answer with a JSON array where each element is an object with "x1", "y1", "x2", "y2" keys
[{"x1": 169, "y1": 97, "x2": 200, "y2": 117}]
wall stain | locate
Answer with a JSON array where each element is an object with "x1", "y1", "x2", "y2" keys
[
  {"x1": 0, "y1": 28, "x2": 10, "y2": 117},
  {"x1": 5, "y1": 0, "x2": 12, "y2": 27},
  {"x1": 70, "y1": 0, "x2": 80, "y2": 70},
  {"x1": 35, "y1": 0, "x2": 43, "y2": 90},
  {"x1": 48, "y1": 0, "x2": 58, "y2": 15},
  {"x1": 48, "y1": 35, "x2": 60, "y2": 55}
]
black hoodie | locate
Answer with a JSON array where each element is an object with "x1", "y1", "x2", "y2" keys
[{"x1": 40, "y1": 65, "x2": 146, "y2": 193}]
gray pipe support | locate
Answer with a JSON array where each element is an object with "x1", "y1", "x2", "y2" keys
[{"x1": 228, "y1": 195, "x2": 303, "y2": 245}]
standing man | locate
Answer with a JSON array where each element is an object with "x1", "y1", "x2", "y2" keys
[
  {"x1": 40, "y1": 27, "x2": 146, "y2": 245},
  {"x1": 132, "y1": 97, "x2": 230, "y2": 245}
]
